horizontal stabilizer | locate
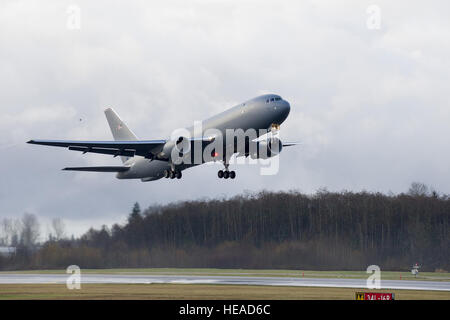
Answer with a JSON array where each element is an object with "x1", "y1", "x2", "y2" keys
[{"x1": 62, "y1": 166, "x2": 130, "y2": 172}]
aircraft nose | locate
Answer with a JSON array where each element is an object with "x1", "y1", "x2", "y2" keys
[{"x1": 278, "y1": 100, "x2": 290, "y2": 123}]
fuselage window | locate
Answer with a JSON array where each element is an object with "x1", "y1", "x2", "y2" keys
[{"x1": 270, "y1": 98, "x2": 275, "y2": 102}]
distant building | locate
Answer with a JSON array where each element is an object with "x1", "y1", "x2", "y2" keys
[{"x1": 0, "y1": 246, "x2": 16, "y2": 257}]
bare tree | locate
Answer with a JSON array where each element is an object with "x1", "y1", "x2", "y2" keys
[
  {"x1": 51, "y1": 218, "x2": 65, "y2": 240},
  {"x1": 0, "y1": 218, "x2": 21, "y2": 246},
  {"x1": 11, "y1": 219, "x2": 21, "y2": 246},
  {"x1": 408, "y1": 182, "x2": 429, "y2": 196},
  {"x1": 20, "y1": 213, "x2": 40, "y2": 248},
  {"x1": 0, "y1": 218, "x2": 11, "y2": 245}
]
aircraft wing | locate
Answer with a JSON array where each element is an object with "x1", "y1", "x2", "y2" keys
[
  {"x1": 62, "y1": 166, "x2": 131, "y2": 172},
  {"x1": 27, "y1": 139, "x2": 166, "y2": 159}
]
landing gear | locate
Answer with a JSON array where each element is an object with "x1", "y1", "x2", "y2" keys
[
  {"x1": 217, "y1": 169, "x2": 235, "y2": 179},
  {"x1": 164, "y1": 169, "x2": 182, "y2": 179},
  {"x1": 217, "y1": 160, "x2": 235, "y2": 179}
]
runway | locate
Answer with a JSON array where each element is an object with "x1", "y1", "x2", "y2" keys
[{"x1": 0, "y1": 274, "x2": 449, "y2": 291}]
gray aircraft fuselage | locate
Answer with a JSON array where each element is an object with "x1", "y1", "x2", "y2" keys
[{"x1": 119, "y1": 94, "x2": 290, "y2": 181}]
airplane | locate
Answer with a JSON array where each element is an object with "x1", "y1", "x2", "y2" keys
[{"x1": 28, "y1": 94, "x2": 298, "y2": 181}]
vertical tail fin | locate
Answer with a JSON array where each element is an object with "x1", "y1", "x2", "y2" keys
[
  {"x1": 104, "y1": 108, "x2": 138, "y2": 163},
  {"x1": 104, "y1": 108, "x2": 138, "y2": 141}
]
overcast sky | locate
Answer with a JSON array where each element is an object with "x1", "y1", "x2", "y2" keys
[{"x1": 1, "y1": 0, "x2": 449, "y2": 237}]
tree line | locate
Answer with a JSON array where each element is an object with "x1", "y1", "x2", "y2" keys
[
  {"x1": 0, "y1": 215, "x2": 65, "y2": 247},
  {"x1": 0, "y1": 183, "x2": 449, "y2": 271}
]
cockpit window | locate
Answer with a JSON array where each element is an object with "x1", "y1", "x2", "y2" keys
[{"x1": 266, "y1": 96, "x2": 282, "y2": 103}]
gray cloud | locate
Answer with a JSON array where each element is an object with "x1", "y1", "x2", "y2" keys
[{"x1": 1, "y1": 0, "x2": 449, "y2": 237}]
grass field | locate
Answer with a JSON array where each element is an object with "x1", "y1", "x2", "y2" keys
[
  {"x1": 0, "y1": 283, "x2": 449, "y2": 300},
  {"x1": 1, "y1": 268, "x2": 448, "y2": 281}
]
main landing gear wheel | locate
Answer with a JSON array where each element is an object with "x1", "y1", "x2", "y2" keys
[
  {"x1": 218, "y1": 170, "x2": 235, "y2": 179},
  {"x1": 164, "y1": 170, "x2": 170, "y2": 178},
  {"x1": 164, "y1": 169, "x2": 182, "y2": 179}
]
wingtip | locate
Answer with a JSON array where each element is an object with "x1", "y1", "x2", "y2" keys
[{"x1": 27, "y1": 140, "x2": 34, "y2": 144}]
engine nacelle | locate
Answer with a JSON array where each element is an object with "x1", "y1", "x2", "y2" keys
[
  {"x1": 158, "y1": 136, "x2": 190, "y2": 161},
  {"x1": 248, "y1": 137, "x2": 283, "y2": 159}
]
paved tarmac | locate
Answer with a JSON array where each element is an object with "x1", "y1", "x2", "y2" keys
[{"x1": 0, "y1": 274, "x2": 449, "y2": 291}]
